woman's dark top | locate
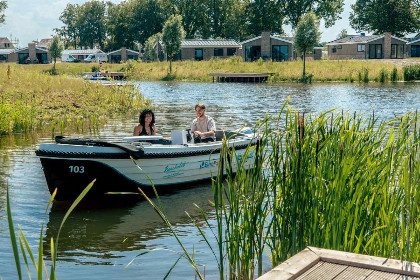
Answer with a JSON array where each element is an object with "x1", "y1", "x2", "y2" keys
[{"x1": 139, "y1": 125, "x2": 154, "y2": 136}]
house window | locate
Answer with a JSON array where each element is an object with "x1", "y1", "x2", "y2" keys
[
  {"x1": 245, "y1": 46, "x2": 261, "y2": 61},
  {"x1": 127, "y1": 55, "x2": 139, "y2": 61},
  {"x1": 391, "y1": 44, "x2": 404, "y2": 59},
  {"x1": 18, "y1": 53, "x2": 29, "y2": 64},
  {"x1": 195, "y1": 48, "x2": 203, "y2": 60},
  {"x1": 111, "y1": 55, "x2": 121, "y2": 63},
  {"x1": 398, "y1": 45, "x2": 404, "y2": 59},
  {"x1": 0, "y1": 54, "x2": 7, "y2": 60},
  {"x1": 272, "y1": 45, "x2": 289, "y2": 61},
  {"x1": 369, "y1": 44, "x2": 382, "y2": 59},
  {"x1": 338, "y1": 45, "x2": 342, "y2": 49},
  {"x1": 227, "y1": 48, "x2": 236, "y2": 56},
  {"x1": 357, "y1": 44, "x2": 365, "y2": 52},
  {"x1": 332, "y1": 47, "x2": 336, "y2": 53},
  {"x1": 214, "y1": 48, "x2": 223, "y2": 56},
  {"x1": 412, "y1": 45, "x2": 420, "y2": 57}
]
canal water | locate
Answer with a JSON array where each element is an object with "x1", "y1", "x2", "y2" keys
[{"x1": 1, "y1": 82, "x2": 420, "y2": 279}]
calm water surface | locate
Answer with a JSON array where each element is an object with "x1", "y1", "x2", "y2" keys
[{"x1": 1, "y1": 82, "x2": 420, "y2": 279}]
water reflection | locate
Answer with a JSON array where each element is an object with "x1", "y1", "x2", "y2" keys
[{"x1": 44, "y1": 183, "x2": 215, "y2": 264}]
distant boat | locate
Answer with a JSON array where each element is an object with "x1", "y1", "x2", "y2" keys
[
  {"x1": 83, "y1": 72, "x2": 107, "y2": 80},
  {"x1": 35, "y1": 129, "x2": 257, "y2": 200}
]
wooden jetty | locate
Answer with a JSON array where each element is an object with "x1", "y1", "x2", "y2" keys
[
  {"x1": 258, "y1": 246, "x2": 420, "y2": 279},
  {"x1": 84, "y1": 72, "x2": 126, "y2": 80},
  {"x1": 210, "y1": 73, "x2": 273, "y2": 83}
]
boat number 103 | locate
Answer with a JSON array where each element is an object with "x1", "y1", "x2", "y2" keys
[{"x1": 69, "y1": 166, "x2": 85, "y2": 173}]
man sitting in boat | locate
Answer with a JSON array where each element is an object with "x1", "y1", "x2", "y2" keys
[
  {"x1": 191, "y1": 103, "x2": 216, "y2": 142},
  {"x1": 133, "y1": 109, "x2": 157, "y2": 136}
]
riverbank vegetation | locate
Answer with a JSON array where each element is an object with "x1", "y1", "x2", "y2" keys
[
  {"x1": 119, "y1": 58, "x2": 420, "y2": 83},
  {"x1": 143, "y1": 102, "x2": 420, "y2": 279},
  {"x1": 0, "y1": 64, "x2": 149, "y2": 135}
]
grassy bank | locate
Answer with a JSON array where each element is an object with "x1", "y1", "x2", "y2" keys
[
  {"x1": 122, "y1": 58, "x2": 420, "y2": 83},
  {"x1": 0, "y1": 64, "x2": 149, "y2": 135}
]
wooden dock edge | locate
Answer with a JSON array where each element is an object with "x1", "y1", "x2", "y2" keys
[{"x1": 257, "y1": 246, "x2": 420, "y2": 280}]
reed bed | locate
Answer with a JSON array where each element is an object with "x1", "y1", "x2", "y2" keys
[
  {"x1": 0, "y1": 64, "x2": 149, "y2": 135},
  {"x1": 141, "y1": 103, "x2": 420, "y2": 279}
]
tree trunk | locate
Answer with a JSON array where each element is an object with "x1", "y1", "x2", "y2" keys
[
  {"x1": 53, "y1": 58, "x2": 57, "y2": 75},
  {"x1": 169, "y1": 58, "x2": 172, "y2": 74},
  {"x1": 303, "y1": 52, "x2": 306, "y2": 78}
]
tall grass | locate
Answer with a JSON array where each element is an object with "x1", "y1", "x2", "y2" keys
[
  {"x1": 403, "y1": 64, "x2": 420, "y2": 81},
  {"x1": 141, "y1": 101, "x2": 420, "y2": 279},
  {"x1": 116, "y1": 58, "x2": 402, "y2": 83},
  {"x1": 0, "y1": 64, "x2": 150, "y2": 135},
  {"x1": 7, "y1": 180, "x2": 96, "y2": 279}
]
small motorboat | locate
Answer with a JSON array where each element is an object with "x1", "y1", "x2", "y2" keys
[
  {"x1": 83, "y1": 72, "x2": 107, "y2": 80},
  {"x1": 35, "y1": 129, "x2": 257, "y2": 200}
]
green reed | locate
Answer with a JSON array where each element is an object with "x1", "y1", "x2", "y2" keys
[
  {"x1": 141, "y1": 101, "x2": 420, "y2": 279},
  {"x1": 403, "y1": 64, "x2": 420, "y2": 81},
  {"x1": 7, "y1": 180, "x2": 96, "y2": 280}
]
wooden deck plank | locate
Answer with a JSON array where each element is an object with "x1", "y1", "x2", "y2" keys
[
  {"x1": 332, "y1": 266, "x2": 373, "y2": 280},
  {"x1": 295, "y1": 262, "x2": 348, "y2": 280},
  {"x1": 308, "y1": 247, "x2": 420, "y2": 277},
  {"x1": 257, "y1": 248, "x2": 320, "y2": 280},
  {"x1": 365, "y1": 270, "x2": 400, "y2": 280}
]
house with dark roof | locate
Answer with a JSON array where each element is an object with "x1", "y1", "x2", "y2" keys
[
  {"x1": 327, "y1": 33, "x2": 407, "y2": 60},
  {"x1": 152, "y1": 39, "x2": 241, "y2": 61},
  {"x1": 180, "y1": 39, "x2": 240, "y2": 60},
  {"x1": 240, "y1": 32, "x2": 322, "y2": 62},
  {"x1": 240, "y1": 32, "x2": 294, "y2": 62},
  {"x1": 107, "y1": 47, "x2": 140, "y2": 63},
  {"x1": 9, "y1": 43, "x2": 50, "y2": 64}
]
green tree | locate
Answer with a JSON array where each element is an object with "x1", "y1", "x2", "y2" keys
[
  {"x1": 294, "y1": 12, "x2": 320, "y2": 78},
  {"x1": 247, "y1": 0, "x2": 284, "y2": 37},
  {"x1": 56, "y1": 4, "x2": 80, "y2": 49},
  {"x1": 0, "y1": 1, "x2": 7, "y2": 24},
  {"x1": 168, "y1": 0, "x2": 209, "y2": 38},
  {"x1": 48, "y1": 37, "x2": 64, "y2": 75},
  {"x1": 350, "y1": 0, "x2": 420, "y2": 36},
  {"x1": 77, "y1": 0, "x2": 107, "y2": 49},
  {"x1": 281, "y1": 0, "x2": 344, "y2": 28},
  {"x1": 144, "y1": 33, "x2": 162, "y2": 60},
  {"x1": 337, "y1": 28, "x2": 348, "y2": 39},
  {"x1": 126, "y1": 0, "x2": 167, "y2": 45},
  {"x1": 162, "y1": 15, "x2": 185, "y2": 74},
  {"x1": 106, "y1": 2, "x2": 134, "y2": 50}
]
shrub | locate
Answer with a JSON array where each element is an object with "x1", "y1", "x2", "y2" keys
[
  {"x1": 91, "y1": 65, "x2": 100, "y2": 72},
  {"x1": 363, "y1": 68, "x2": 369, "y2": 83},
  {"x1": 391, "y1": 68, "x2": 398, "y2": 82},
  {"x1": 403, "y1": 65, "x2": 420, "y2": 81},
  {"x1": 379, "y1": 68, "x2": 388, "y2": 83}
]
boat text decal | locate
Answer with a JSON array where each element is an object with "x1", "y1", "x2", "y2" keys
[
  {"x1": 163, "y1": 172, "x2": 184, "y2": 179},
  {"x1": 164, "y1": 162, "x2": 186, "y2": 173},
  {"x1": 200, "y1": 160, "x2": 218, "y2": 169}
]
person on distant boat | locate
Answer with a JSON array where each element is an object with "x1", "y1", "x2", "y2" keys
[
  {"x1": 133, "y1": 109, "x2": 156, "y2": 136},
  {"x1": 191, "y1": 103, "x2": 216, "y2": 142}
]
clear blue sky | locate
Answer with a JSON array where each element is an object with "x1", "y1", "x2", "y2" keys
[{"x1": 0, "y1": 0, "x2": 357, "y2": 47}]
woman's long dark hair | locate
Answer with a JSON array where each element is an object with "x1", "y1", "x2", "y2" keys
[{"x1": 139, "y1": 109, "x2": 155, "y2": 128}]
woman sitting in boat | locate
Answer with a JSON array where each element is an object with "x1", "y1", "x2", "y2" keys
[{"x1": 133, "y1": 109, "x2": 157, "y2": 136}]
